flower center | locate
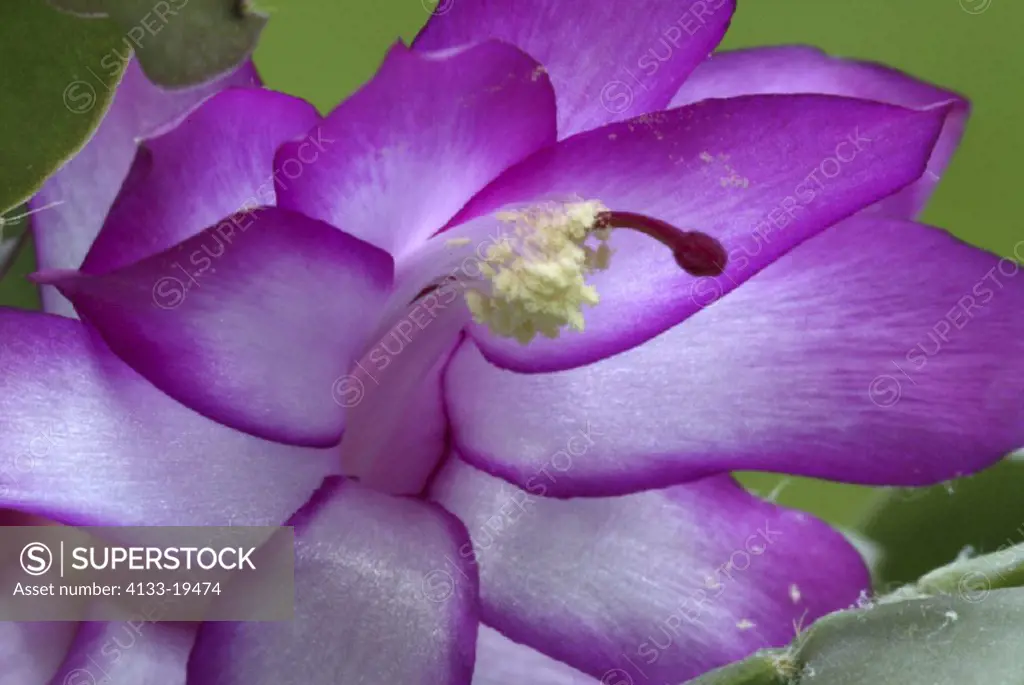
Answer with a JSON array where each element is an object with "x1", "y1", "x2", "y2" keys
[{"x1": 426, "y1": 199, "x2": 727, "y2": 344}]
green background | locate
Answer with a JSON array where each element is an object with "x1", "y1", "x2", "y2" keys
[{"x1": 2, "y1": 0, "x2": 1021, "y2": 551}]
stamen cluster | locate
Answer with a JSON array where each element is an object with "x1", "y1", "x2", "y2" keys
[{"x1": 465, "y1": 199, "x2": 612, "y2": 344}]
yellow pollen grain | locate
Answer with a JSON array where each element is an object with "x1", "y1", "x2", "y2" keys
[
  {"x1": 720, "y1": 163, "x2": 750, "y2": 188},
  {"x1": 463, "y1": 198, "x2": 612, "y2": 344},
  {"x1": 445, "y1": 237, "x2": 472, "y2": 247}
]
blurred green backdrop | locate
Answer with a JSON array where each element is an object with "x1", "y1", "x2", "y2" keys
[{"x1": 2, "y1": 0, "x2": 1021, "y2": 561}]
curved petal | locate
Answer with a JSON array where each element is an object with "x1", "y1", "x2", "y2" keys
[
  {"x1": 275, "y1": 41, "x2": 556, "y2": 262},
  {"x1": 0, "y1": 309, "x2": 333, "y2": 527},
  {"x1": 474, "y1": 626, "x2": 597, "y2": 685},
  {"x1": 0, "y1": 621, "x2": 75, "y2": 684},
  {"x1": 35, "y1": 207, "x2": 393, "y2": 447},
  {"x1": 447, "y1": 94, "x2": 950, "y2": 373},
  {"x1": 29, "y1": 58, "x2": 259, "y2": 317},
  {"x1": 188, "y1": 478, "x2": 479, "y2": 685},
  {"x1": 444, "y1": 218, "x2": 1024, "y2": 497},
  {"x1": 671, "y1": 45, "x2": 969, "y2": 219},
  {"x1": 49, "y1": 622, "x2": 195, "y2": 685},
  {"x1": 414, "y1": 0, "x2": 736, "y2": 137},
  {"x1": 339, "y1": 303, "x2": 469, "y2": 495},
  {"x1": 82, "y1": 88, "x2": 320, "y2": 274},
  {"x1": 431, "y1": 457, "x2": 868, "y2": 684}
]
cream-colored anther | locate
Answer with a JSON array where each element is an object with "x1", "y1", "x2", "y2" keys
[{"x1": 464, "y1": 199, "x2": 611, "y2": 344}]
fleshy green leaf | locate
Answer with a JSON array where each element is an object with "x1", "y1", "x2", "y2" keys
[
  {"x1": 915, "y1": 542, "x2": 1024, "y2": 599},
  {"x1": 687, "y1": 651, "x2": 787, "y2": 685},
  {"x1": 48, "y1": 0, "x2": 267, "y2": 87},
  {"x1": 860, "y1": 458, "x2": 1024, "y2": 587},
  {"x1": 683, "y1": 544, "x2": 1024, "y2": 684},
  {"x1": 793, "y1": 590, "x2": 1024, "y2": 683},
  {"x1": 0, "y1": 0, "x2": 125, "y2": 214},
  {"x1": 684, "y1": 593, "x2": 1024, "y2": 684}
]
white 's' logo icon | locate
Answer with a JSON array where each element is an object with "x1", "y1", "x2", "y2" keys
[{"x1": 20, "y1": 542, "x2": 52, "y2": 576}]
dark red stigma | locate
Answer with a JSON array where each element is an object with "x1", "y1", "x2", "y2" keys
[
  {"x1": 595, "y1": 210, "x2": 727, "y2": 277},
  {"x1": 671, "y1": 230, "x2": 729, "y2": 277}
]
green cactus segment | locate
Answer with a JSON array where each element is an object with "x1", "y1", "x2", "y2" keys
[
  {"x1": 684, "y1": 543, "x2": 1024, "y2": 684},
  {"x1": 0, "y1": 0, "x2": 126, "y2": 215},
  {"x1": 861, "y1": 458, "x2": 1024, "y2": 586},
  {"x1": 793, "y1": 589, "x2": 1024, "y2": 684},
  {"x1": 686, "y1": 650, "x2": 789, "y2": 685},
  {"x1": 915, "y1": 542, "x2": 1024, "y2": 598},
  {"x1": 47, "y1": 0, "x2": 267, "y2": 87},
  {"x1": 685, "y1": 590, "x2": 1024, "y2": 684}
]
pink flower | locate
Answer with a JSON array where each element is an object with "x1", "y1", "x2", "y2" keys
[{"x1": 8, "y1": 2, "x2": 1021, "y2": 683}]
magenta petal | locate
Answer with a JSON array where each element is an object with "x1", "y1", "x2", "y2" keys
[
  {"x1": 0, "y1": 310, "x2": 333, "y2": 526},
  {"x1": 414, "y1": 0, "x2": 736, "y2": 137},
  {"x1": 340, "y1": 303, "x2": 468, "y2": 494},
  {"x1": 82, "y1": 88, "x2": 320, "y2": 274},
  {"x1": 671, "y1": 45, "x2": 968, "y2": 219},
  {"x1": 451, "y1": 94, "x2": 950, "y2": 373},
  {"x1": 36, "y1": 207, "x2": 393, "y2": 447},
  {"x1": 188, "y1": 478, "x2": 479, "y2": 685},
  {"x1": 29, "y1": 58, "x2": 259, "y2": 317},
  {"x1": 431, "y1": 458, "x2": 868, "y2": 684},
  {"x1": 445, "y1": 218, "x2": 1024, "y2": 497},
  {"x1": 474, "y1": 626, "x2": 597, "y2": 684},
  {"x1": 0, "y1": 620, "x2": 76, "y2": 684},
  {"x1": 275, "y1": 41, "x2": 556, "y2": 261},
  {"x1": 50, "y1": 622, "x2": 195, "y2": 685}
]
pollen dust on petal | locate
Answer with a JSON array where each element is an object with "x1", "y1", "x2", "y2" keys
[{"x1": 699, "y1": 151, "x2": 750, "y2": 188}]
